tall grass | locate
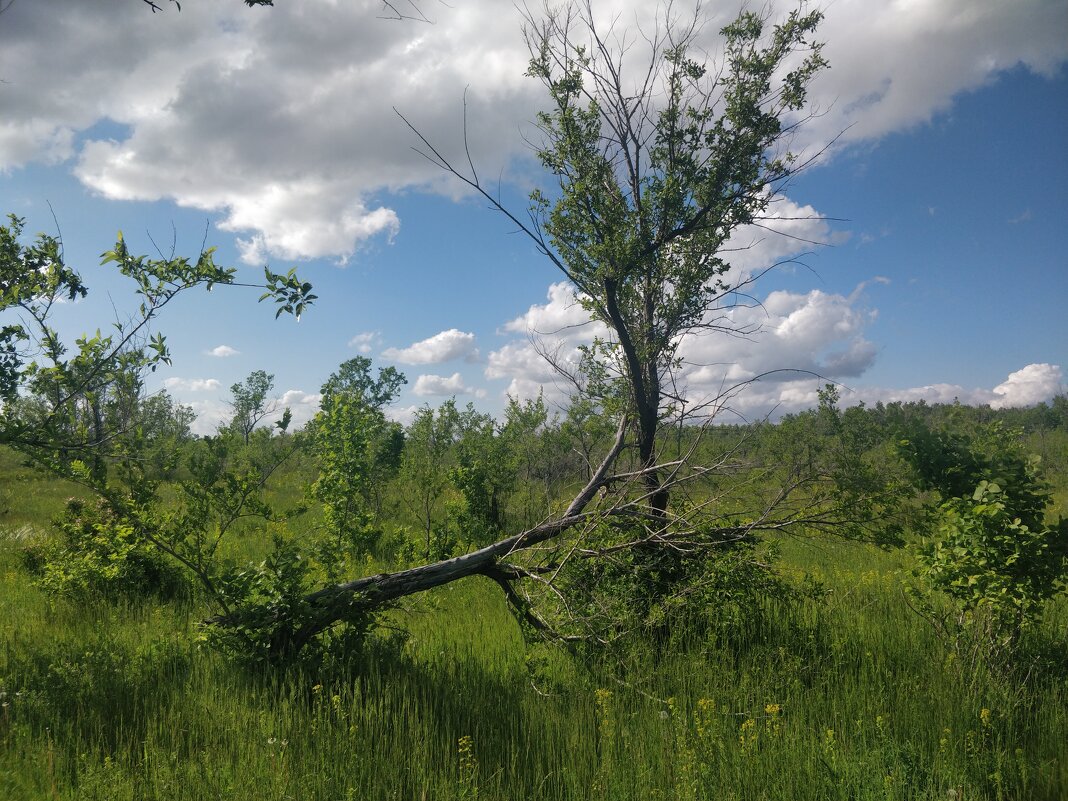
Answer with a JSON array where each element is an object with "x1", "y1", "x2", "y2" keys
[{"x1": 1, "y1": 451, "x2": 1065, "y2": 799}]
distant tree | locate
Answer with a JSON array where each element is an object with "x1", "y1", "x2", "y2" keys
[
  {"x1": 135, "y1": 389, "x2": 197, "y2": 479},
  {"x1": 500, "y1": 394, "x2": 568, "y2": 528},
  {"x1": 448, "y1": 403, "x2": 513, "y2": 545},
  {"x1": 400, "y1": 400, "x2": 461, "y2": 557},
  {"x1": 227, "y1": 370, "x2": 276, "y2": 444},
  {"x1": 319, "y1": 356, "x2": 406, "y2": 412},
  {"x1": 311, "y1": 358, "x2": 406, "y2": 552}
]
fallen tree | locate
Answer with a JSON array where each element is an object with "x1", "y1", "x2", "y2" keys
[{"x1": 202, "y1": 1, "x2": 840, "y2": 659}]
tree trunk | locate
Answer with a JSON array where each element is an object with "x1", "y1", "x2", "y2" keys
[{"x1": 206, "y1": 418, "x2": 629, "y2": 660}]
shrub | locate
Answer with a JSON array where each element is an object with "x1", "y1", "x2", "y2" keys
[{"x1": 21, "y1": 498, "x2": 190, "y2": 603}]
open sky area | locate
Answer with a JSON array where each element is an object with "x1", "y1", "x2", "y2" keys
[{"x1": 2, "y1": 0, "x2": 1066, "y2": 433}]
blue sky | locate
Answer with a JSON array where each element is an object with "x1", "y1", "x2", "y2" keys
[{"x1": 1, "y1": 0, "x2": 1066, "y2": 432}]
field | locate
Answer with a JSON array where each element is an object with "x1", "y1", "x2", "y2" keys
[{"x1": 1, "y1": 432, "x2": 1065, "y2": 801}]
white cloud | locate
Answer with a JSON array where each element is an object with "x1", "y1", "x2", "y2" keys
[
  {"x1": 768, "y1": 363, "x2": 1064, "y2": 420},
  {"x1": 386, "y1": 404, "x2": 422, "y2": 426},
  {"x1": 383, "y1": 328, "x2": 479, "y2": 364},
  {"x1": 719, "y1": 195, "x2": 835, "y2": 276},
  {"x1": 186, "y1": 398, "x2": 231, "y2": 437},
  {"x1": 989, "y1": 363, "x2": 1063, "y2": 409},
  {"x1": 185, "y1": 387, "x2": 322, "y2": 436},
  {"x1": 502, "y1": 282, "x2": 605, "y2": 339},
  {"x1": 412, "y1": 372, "x2": 485, "y2": 398},
  {"x1": 278, "y1": 389, "x2": 321, "y2": 408},
  {"x1": 798, "y1": 0, "x2": 1068, "y2": 155},
  {"x1": 488, "y1": 277, "x2": 883, "y2": 410},
  {"x1": 642, "y1": 362, "x2": 1065, "y2": 423},
  {"x1": 162, "y1": 377, "x2": 221, "y2": 392},
  {"x1": 485, "y1": 339, "x2": 580, "y2": 405},
  {"x1": 4, "y1": 0, "x2": 536, "y2": 260},
  {"x1": 274, "y1": 389, "x2": 322, "y2": 429},
  {"x1": 3, "y1": 0, "x2": 1062, "y2": 261},
  {"x1": 206, "y1": 344, "x2": 240, "y2": 358},
  {"x1": 347, "y1": 331, "x2": 381, "y2": 354},
  {"x1": 488, "y1": 282, "x2": 606, "y2": 404}
]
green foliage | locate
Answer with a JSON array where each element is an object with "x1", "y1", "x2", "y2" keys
[
  {"x1": 919, "y1": 482, "x2": 1067, "y2": 628},
  {"x1": 259, "y1": 266, "x2": 317, "y2": 320},
  {"x1": 0, "y1": 215, "x2": 87, "y2": 401},
  {"x1": 318, "y1": 356, "x2": 405, "y2": 411},
  {"x1": 311, "y1": 393, "x2": 382, "y2": 555},
  {"x1": 2, "y1": 633, "x2": 192, "y2": 745},
  {"x1": 768, "y1": 385, "x2": 913, "y2": 546},
  {"x1": 21, "y1": 497, "x2": 189, "y2": 603},
  {"x1": 0, "y1": 214, "x2": 311, "y2": 482},
  {"x1": 900, "y1": 418, "x2": 1048, "y2": 526},
  {"x1": 534, "y1": 517, "x2": 801, "y2": 652},
  {"x1": 400, "y1": 400, "x2": 463, "y2": 556},
  {"x1": 135, "y1": 390, "x2": 197, "y2": 479},
  {"x1": 524, "y1": 6, "x2": 827, "y2": 497},
  {"x1": 900, "y1": 418, "x2": 1068, "y2": 656},
  {"x1": 210, "y1": 534, "x2": 313, "y2": 663},
  {"x1": 310, "y1": 358, "x2": 407, "y2": 553},
  {"x1": 2, "y1": 399, "x2": 1067, "y2": 799},
  {"x1": 396, "y1": 400, "x2": 514, "y2": 557},
  {"x1": 447, "y1": 406, "x2": 513, "y2": 545},
  {"x1": 228, "y1": 369, "x2": 276, "y2": 444}
]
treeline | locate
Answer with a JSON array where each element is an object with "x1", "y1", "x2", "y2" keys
[
  {"x1": 12, "y1": 349, "x2": 1068, "y2": 666},
  {"x1": 92, "y1": 355, "x2": 1068, "y2": 579}
]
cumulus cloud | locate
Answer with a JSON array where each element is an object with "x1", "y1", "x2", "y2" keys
[
  {"x1": 485, "y1": 339, "x2": 579, "y2": 404},
  {"x1": 502, "y1": 282, "x2": 605, "y2": 338},
  {"x1": 989, "y1": 363, "x2": 1063, "y2": 409},
  {"x1": 412, "y1": 372, "x2": 485, "y2": 398},
  {"x1": 488, "y1": 283, "x2": 606, "y2": 403},
  {"x1": 719, "y1": 195, "x2": 837, "y2": 276},
  {"x1": 186, "y1": 399, "x2": 232, "y2": 437},
  {"x1": 799, "y1": 0, "x2": 1068, "y2": 154},
  {"x1": 680, "y1": 286, "x2": 879, "y2": 386},
  {"x1": 2, "y1": 0, "x2": 536, "y2": 260},
  {"x1": 486, "y1": 276, "x2": 883, "y2": 411},
  {"x1": 206, "y1": 344, "x2": 240, "y2": 357},
  {"x1": 386, "y1": 404, "x2": 422, "y2": 427},
  {"x1": 383, "y1": 328, "x2": 479, "y2": 364},
  {"x1": 162, "y1": 377, "x2": 221, "y2": 392},
  {"x1": 2, "y1": 0, "x2": 1063, "y2": 261},
  {"x1": 763, "y1": 363, "x2": 1065, "y2": 421},
  {"x1": 647, "y1": 362, "x2": 1065, "y2": 423},
  {"x1": 184, "y1": 387, "x2": 322, "y2": 436},
  {"x1": 347, "y1": 331, "x2": 382, "y2": 354},
  {"x1": 275, "y1": 389, "x2": 322, "y2": 429}
]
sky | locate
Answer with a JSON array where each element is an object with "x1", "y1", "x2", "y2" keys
[{"x1": 1, "y1": 0, "x2": 1066, "y2": 433}]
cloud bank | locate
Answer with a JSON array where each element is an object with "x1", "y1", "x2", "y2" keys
[
  {"x1": 486, "y1": 280, "x2": 1062, "y2": 420},
  {"x1": 2, "y1": 0, "x2": 1064, "y2": 262}
]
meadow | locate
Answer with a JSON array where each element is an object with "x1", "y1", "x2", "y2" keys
[{"x1": 0, "y1": 414, "x2": 1065, "y2": 801}]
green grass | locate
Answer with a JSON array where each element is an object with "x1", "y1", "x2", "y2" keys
[{"x1": 1, "y1": 451, "x2": 1065, "y2": 799}]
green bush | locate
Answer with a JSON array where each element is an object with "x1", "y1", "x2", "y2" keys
[
  {"x1": 901, "y1": 420, "x2": 1068, "y2": 659},
  {"x1": 21, "y1": 498, "x2": 190, "y2": 603},
  {"x1": 915, "y1": 480, "x2": 1068, "y2": 647}
]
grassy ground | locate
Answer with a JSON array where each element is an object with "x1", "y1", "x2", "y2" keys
[{"x1": 0, "y1": 451, "x2": 1065, "y2": 799}]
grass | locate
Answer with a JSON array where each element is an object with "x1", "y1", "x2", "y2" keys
[{"x1": 1, "y1": 448, "x2": 1065, "y2": 799}]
